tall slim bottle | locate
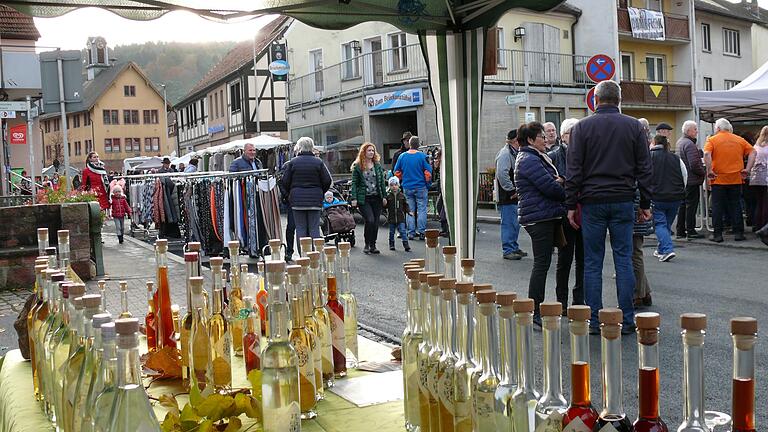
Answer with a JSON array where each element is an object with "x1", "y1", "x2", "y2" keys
[
  {"x1": 308, "y1": 251, "x2": 334, "y2": 388},
  {"x1": 180, "y1": 251, "x2": 199, "y2": 387},
  {"x1": 73, "y1": 312, "x2": 112, "y2": 432},
  {"x1": 634, "y1": 312, "x2": 668, "y2": 432},
  {"x1": 324, "y1": 246, "x2": 347, "y2": 378},
  {"x1": 63, "y1": 293, "x2": 102, "y2": 432},
  {"x1": 228, "y1": 241, "x2": 245, "y2": 355},
  {"x1": 459, "y1": 259, "x2": 474, "y2": 283},
  {"x1": 117, "y1": 281, "x2": 131, "y2": 318},
  {"x1": 337, "y1": 242, "x2": 358, "y2": 368},
  {"x1": 107, "y1": 318, "x2": 161, "y2": 432},
  {"x1": 495, "y1": 292, "x2": 518, "y2": 430},
  {"x1": 302, "y1": 280, "x2": 324, "y2": 401},
  {"x1": 256, "y1": 261, "x2": 269, "y2": 336},
  {"x1": 677, "y1": 313, "x2": 708, "y2": 432},
  {"x1": 473, "y1": 289, "x2": 501, "y2": 432},
  {"x1": 81, "y1": 321, "x2": 116, "y2": 432},
  {"x1": 403, "y1": 268, "x2": 424, "y2": 432},
  {"x1": 97, "y1": 280, "x2": 109, "y2": 315},
  {"x1": 314, "y1": 238, "x2": 329, "y2": 305},
  {"x1": 536, "y1": 302, "x2": 568, "y2": 429},
  {"x1": 210, "y1": 264, "x2": 233, "y2": 391},
  {"x1": 437, "y1": 278, "x2": 458, "y2": 432},
  {"x1": 453, "y1": 281, "x2": 478, "y2": 432},
  {"x1": 425, "y1": 229, "x2": 441, "y2": 273},
  {"x1": 512, "y1": 298, "x2": 541, "y2": 432},
  {"x1": 28, "y1": 264, "x2": 51, "y2": 402},
  {"x1": 153, "y1": 239, "x2": 175, "y2": 348},
  {"x1": 730, "y1": 317, "x2": 757, "y2": 432},
  {"x1": 416, "y1": 271, "x2": 434, "y2": 431},
  {"x1": 243, "y1": 296, "x2": 261, "y2": 374},
  {"x1": 188, "y1": 276, "x2": 212, "y2": 391},
  {"x1": 562, "y1": 306, "x2": 598, "y2": 431},
  {"x1": 594, "y1": 308, "x2": 632, "y2": 432},
  {"x1": 262, "y1": 260, "x2": 301, "y2": 432},
  {"x1": 38, "y1": 227, "x2": 49, "y2": 256},
  {"x1": 57, "y1": 230, "x2": 75, "y2": 280},
  {"x1": 289, "y1": 294, "x2": 317, "y2": 419},
  {"x1": 442, "y1": 246, "x2": 457, "y2": 279},
  {"x1": 45, "y1": 281, "x2": 77, "y2": 425},
  {"x1": 470, "y1": 284, "x2": 491, "y2": 388},
  {"x1": 425, "y1": 273, "x2": 445, "y2": 431}
]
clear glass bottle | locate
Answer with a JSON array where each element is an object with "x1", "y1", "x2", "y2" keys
[
  {"x1": 459, "y1": 259, "x2": 474, "y2": 283},
  {"x1": 402, "y1": 268, "x2": 423, "y2": 432},
  {"x1": 116, "y1": 281, "x2": 131, "y2": 318},
  {"x1": 289, "y1": 293, "x2": 317, "y2": 419},
  {"x1": 634, "y1": 312, "x2": 668, "y2": 432},
  {"x1": 38, "y1": 227, "x2": 49, "y2": 256},
  {"x1": 243, "y1": 296, "x2": 261, "y2": 374},
  {"x1": 302, "y1": 282, "x2": 324, "y2": 401},
  {"x1": 210, "y1": 264, "x2": 232, "y2": 391},
  {"x1": 81, "y1": 321, "x2": 116, "y2": 432},
  {"x1": 57, "y1": 230, "x2": 74, "y2": 279},
  {"x1": 73, "y1": 312, "x2": 112, "y2": 432},
  {"x1": 677, "y1": 313, "x2": 708, "y2": 432},
  {"x1": 314, "y1": 238, "x2": 329, "y2": 304},
  {"x1": 179, "y1": 251, "x2": 198, "y2": 390},
  {"x1": 495, "y1": 292, "x2": 517, "y2": 431},
  {"x1": 442, "y1": 246, "x2": 457, "y2": 280},
  {"x1": 308, "y1": 251, "x2": 334, "y2": 388},
  {"x1": 594, "y1": 308, "x2": 632, "y2": 432},
  {"x1": 29, "y1": 265, "x2": 53, "y2": 402},
  {"x1": 228, "y1": 241, "x2": 245, "y2": 356},
  {"x1": 145, "y1": 281, "x2": 157, "y2": 352},
  {"x1": 43, "y1": 280, "x2": 73, "y2": 424},
  {"x1": 425, "y1": 229, "x2": 441, "y2": 273},
  {"x1": 153, "y1": 239, "x2": 176, "y2": 349},
  {"x1": 338, "y1": 242, "x2": 358, "y2": 369},
  {"x1": 63, "y1": 293, "x2": 101, "y2": 432},
  {"x1": 730, "y1": 317, "x2": 757, "y2": 432},
  {"x1": 416, "y1": 271, "x2": 434, "y2": 431},
  {"x1": 262, "y1": 260, "x2": 301, "y2": 432},
  {"x1": 299, "y1": 237, "x2": 313, "y2": 258},
  {"x1": 425, "y1": 273, "x2": 444, "y2": 431},
  {"x1": 535, "y1": 302, "x2": 568, "y2": 430},
  {"x1": 107, "y1": 318, "x2": 161, "y2": 432},
  {"x1": 471, "y1": 284, "x2": 491, "y2": 384},
  {"x1": 269, "y1": 239, "x2": 284, "y2": 261},
  {"x1": 189, "y1": 276, "x2": 212, "y2": 391},
  {"x1": 473, "y1": 289, "x2": 500, "y2": 432},
  {"x1": 563, "y1": 306, "x2": 599, "y2": 431},
  {"x1": 324, "y1": 246, "x2": 347, "y2": 378},
  {"x1": 512, "y1": 298, "x2": 541, "y2": 432},
  {"x1": 437, "y1": 278, "x2": 458, "y2": 432},
  {"x1": 287, "y1": 265, "x2": 303, "y2": 314},
  {"x1": 453, "y1": 281, "x2": 477, "y2": 432},
  {"x1": 97, "y1": 280, "x2": 109, "y2": 315}
]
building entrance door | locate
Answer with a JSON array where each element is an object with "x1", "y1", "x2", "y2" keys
[{"x1": 364, "y1": 37, "x2": 384, "y2": 87}]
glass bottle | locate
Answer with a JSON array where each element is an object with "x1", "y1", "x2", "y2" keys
[
  {"x1": 308, "y1": 251, "x2": 334, "y2": 388},
  {"x1": 228, "y1": 241, "x2": 246, "y2": 356},
  {"x1": 210, "y1": 265, "x2": 233, "y2": 391},
  {"x1": 438, "y1": 278, "x2": 458, "y2": 432},
  {"x1": 302, "y1": 282, "x2": 324, "y2": 401},
  {"x1": 594, "y1": 308, "x2": 632, "y2": 432},
  {"x1": 473, "y1": 289, "x2": 500, "y2": 432},
  {"x1": 28, "y1": 264, "x2": 52, "y2": 402},
  {"x1": 107, "y1": 318, "x2": 161, "y2": 432},
  {"x1": 536, "y1": 302, "x2": 568, "y2": 430},
  {"x1": 269, "y1": 239, "x2": 284, "y2": 261},
  {"x1": 153, "y1": 239, "x2": 175, "y2": 348},
  {"x1": 256, "y1": 261, "x2": 269, "y2": 336},
  {"x1": 189, "y1": 276, "x2": 212, "y2": 391},
  {"x1": 402, "y1": 268, "x2": 423, "y2": 432},
  {"x1": 97, "y1": 280, "x2": 109, "y2": 315},
  {"x1": 287, "y1": 265, "x2": 303, "y2": 310},
  {"x1": 299, "y1": 237, "x2": 313, "y2": 258},
  {"x1": 471, "y1": 284, "x2": 491, "y2": 383},
  {"x1": 243, "y1": 296, "x2": 261, "y2": 374},
  {"x1": 730, "y1": 317, "x2": 757, "y2": 432},
  {"x1": 677, "y1": 313, "x2": 708, "y2": 432},
  {"x1": 63, "y1": 293, "x2": 101, "y2": 432},
  {"x1": 73, "y1": 312, "x2": 112, "y2": 432},
  {"x1": 324, "y1": 246, "x2": 347, "y2": 378},
  {"x1": 289, "y1": 293, "x2": 317, "y2": 419},
  {"x1": 38, "y1": 227, "x2": 49, "y2": 256},
  {"x1": 57, "y1": 230, "x2": 74, "y2": 279},
  {"x1": 314, "y1": 238, "x2": 329, "y2": 303},
  {"x1": 43, "y1": 280, "x2": 75, "y2": 424},
  {"x1": 145, "y1": 281, "x2": 157, "y2": 352},
  {"x1": 425, "y1": 229, "x2": 441, "y2": 273},
  {"x1": 81, "y1": 321, "x2": 115, "y2": 432},
  {"x1": 453, "y1": 281, "x2": 478, "y2": 432},
  {"x1": 425, "y1": 273, "x2": 444, "y2": 431},
  {"x1": 563, "y1": 306, "x2": 599, "y2": 431},
  {"x1": 116, "y1": 281, "x2": 131, "y2": 318},
  {"x1": 442, "y1": 246, "x2": 457, "y2": 279},
  {"x1": 495, "y1": 292, "x2": 518, "y2": 431},
  {"x1": 181, "y1": 250, "x2": 198, "y2": 390},
  {"x1": 634, "y1": 312, "x2": 668, "y2": 432},
  {"x1": 416, "y1": 271, "x2": 434, "y2": 431},
  {"x1": 459, "y1": 259, "x2": 474, "y2": 283},
  {"x1": 262, "y1": 260, "x2": 301, "y2": 432},
  {"x1": 512, "y1": 298, "x2": 541, "y2": 432},
  {"x1": 338, "y1": 242, "x2": 358, "y2": 368}
]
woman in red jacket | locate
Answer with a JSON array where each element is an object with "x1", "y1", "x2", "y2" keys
[
  {"x1": 81, "y1": 151, "x2": 110, "y2": 211},
  {"x1": 110, "y1": 185, "x2": 132, "y2": 243}
]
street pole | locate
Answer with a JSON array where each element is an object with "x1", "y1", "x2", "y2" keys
[
  {"x1": 252, "y1": 35, "x2": 261, "y2": 135},
  {"x1": 161, "y1": 84, "x2": 169, "y2": 156},
  {"x1": 27, "y1": 96, "x2": 36, "y2": 203},
  {"x1": 57, "y1": 52, "x2": 71, "y2": 193}
]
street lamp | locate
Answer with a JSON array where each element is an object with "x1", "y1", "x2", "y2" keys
[{"x1": 514, "y1": 26, "x2": 526, "y2": 42}]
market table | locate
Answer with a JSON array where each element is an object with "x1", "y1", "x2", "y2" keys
[{"x1": 0, "y1": 336, "x2": 405, "y2": 432}]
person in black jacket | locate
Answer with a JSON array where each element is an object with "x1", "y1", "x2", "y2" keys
[
  {"x1": 385, "y1": 176, "x2": 411, "y2": 252},
  {"x1": 650, "y1": 134, "x2": 687, "y2": 263},
  {"x1": 280, "y1": 137, "x2": 333, "y2": 239},
  {"x1": 390, "y1": 131, "x2": 412, "y2": 170},
  {"x1": 565, "y1": 80, "x2": 654, "y2": 334},
  {"x1": 675, "y1": 120, "x2": 706, "y2": 239}
]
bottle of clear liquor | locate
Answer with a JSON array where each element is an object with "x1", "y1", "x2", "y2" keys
[
  {"x1": 28, "y1": 264, "x2": 53, "y2": 402},
  {"x1": 189, "y1": 276, "x2": 212, "y2": 391},
  {"x1": 180, "y1": 252, "x2": 198, "y2": 389},
  {"x1": 416, "y1": 271, "x2": 434, "y2": 431},
  {"x1": 73, "y1": 312, "x2": 112, "y2": 432},
  {"x1": 494, "y1": 292, "x2": 518, "y2": 431},
  {"x1": 512, "y1": 298, "x2": 541, "y2": 432},
  {"x1": 594, "y1": 308, "x2": 632, "y2": 432},
  {"x1": 209, "y1": 264, "x2": 233, "y2": 391},
  {"x1": 729, "y1": 317, "x2": 757, "y2": 432},
  {"x1": 424, "y1": 229, "x2": 441, "y2": 273},
  {"x1": 442, "y1": 246, "x2": 457, "y2": 279},
  {"x1": 459, "y1": 259, "x2": 474, "y2": 283},
  {"x1": 228, "y1": 241, "x2": 245, "y2": 356},
  {"x1": 402, "y1": 268, "x2": 423, "y2": 432},
  {"x1": 676, "y1": 313, "x2": 708, "y2": 432},
  {"x1": 437, "y1": 278, "x2": 458, "y2": 432},
  {"x1": 562, "y1": 306, "x2": 599, "y2": 431},
  {"x1": 425, "y1": 273, "x2": 444, "y2": 430},
  {"x1": 262, "y1": 260, "x2": 301, "y2": 432},
  {"x1": 116, "y1": 281, "x2": 131, "y2": 318},
  {"x1": 535, "y1": 302, "x2": 568, "y2": 430},
  {"x1": 634, "y1": 312, "x2": 669, "y2": 432},
  {"x1": 336, "y1": 242, "x2": 358, "y2": 369},
  {"x1": 81, "y1": 321, "x2": 116, "y2": 432},
  {"x1": 38, "y1": 227, "x2": 49, "y2": 255},
  {"x1": 289, "y1": 293, "x2": 317, "y2": 419},
  {"x1": 453, "y1": 281, "x2": 479, "y2": 432},
  {"x1": 473, "y1": 289, "x2": 500, "y2": 432},
  {"x1": 324, "y1": 246, "x2": 347, "y2": 378},
  {"x1": 41, "y1": 279, "x2": 72, "y2": 424},
  {"x1": 107, "y1": 318, "x2": 161, "y2": 432},
  {"x1": 308, "y1": 251, "x2": 334, "y2": 389},
  {"x1": 63, "y1": 294, "x2": 102, "y2": 432}
]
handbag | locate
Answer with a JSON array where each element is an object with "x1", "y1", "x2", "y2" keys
[{"x1": 554, "y1": 222, "x2": 567, "y2": 248}]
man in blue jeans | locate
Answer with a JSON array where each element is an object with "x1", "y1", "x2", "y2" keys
[
  {"x1": 394, "y1": 135, "x2": 432, "y2": 240},
  {"x1": 495, "y1": 129, "x2": 527, "y2": 260},
  {"x1": 565, "y1": 80, "x2": 654, "y2": 334}
]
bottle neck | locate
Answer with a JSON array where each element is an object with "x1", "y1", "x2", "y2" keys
[
  {"x1": 116, "y1": 337, "x2": 142, "y2": 387},
  {"x1": 542, "y1": 316, "x2": 563, "y2": 399},
  {"x1": 269, "y1": 302, "x2": 289, "y2": 341},
  {"x1": 185, "y1": 261, "x2": 196, "y2": 308},
  {"x1": 120, "y1": 289, "x2": 129, "y2": 315},
  {"x1": 427, "y1": 247, "x2": 440, "y2": 274},
  {"x1": 569, "y1": 320, "x2": 591, "y2": 406},
  {"x1": 443, "y1": 256, "x2": 455, "y2": 279},
  {"x1": 638, "y1": 335, "x2": 660, "y2": 419},
  {"x1": 267, "y1": 273, "x2": 287, "y2": 307},
  {"x1": 429, "y1": 289, "x2": 441, "y2": 349},
  {"x1": 410, "y1": 286, "x2": 422, "y2": 335},
  {"x1": 478, "y1": 303, "x2": 499, "y2": 375},
  {"x1": 732, "y1": 334, "x2": 756, "y2": 431},
  {"x1": 498, "y1": 306, "x2": 517, "y2": 385},
  {"x1": 600, "y1": 325, "x2": 624, "y2": 417},
  {"x1": 339, "y1": 254, "x2": 350, "y2": 295},
  {"x1": 213, "y1": 288, "x2": 225, "y2": 315},
  {"x1": 290, "y1": 298, "x2": 305, "y2": 330},
  {"x1": 156, "y1": 250, "x2": 167, "y2": 268},
  {"x1": 455, "y1": 295, "x2": 470, "y2": 361},
  {"x1": 101, "y1": 340, "x2": 118, "y2": 385},
  {"x1": 440, "y1": 293, "x2": 456, "y2": 355},
  {"x1": 681, "y1": 330, "x2": 706, "y2": 424},
  {"x1": 461, "y1": 268, "x2": 474, "y2": 283},
  {"x1": 516, "y1": 312, "x2": 535, "y2": 391}
]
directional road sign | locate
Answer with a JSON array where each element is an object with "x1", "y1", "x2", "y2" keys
[
  {"x1": 0, "y1": 101, "x2": 29, "y2": 112},
  {"x1": 586, "y1": 54, "x2": 615, "y2": 83},
  {"x1": 505, "y1": 93, "x2": 528, "y2": 105},
  {"x1": 586, "y1": 87, "x2": 596, "y2": 112},
  {"x1": 0, "y1": 111, "x2": 17, "y2": 119}
]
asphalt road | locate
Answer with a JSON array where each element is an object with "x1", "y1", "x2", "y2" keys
[{"x1": 350, "y1": 219, "x2": 768, "y2": 429}]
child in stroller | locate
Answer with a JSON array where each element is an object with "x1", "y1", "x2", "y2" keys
[{"x1": 321, "y1": 189, "x2": 357, "y2": 246}]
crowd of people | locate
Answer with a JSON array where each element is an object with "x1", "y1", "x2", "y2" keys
[{"x1": 495, "y1": 80, "x2": 768, "y2": 331}]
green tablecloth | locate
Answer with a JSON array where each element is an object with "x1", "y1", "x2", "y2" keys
[{"x1": 0, "y1": 337, "x2": 405, "y2": 432}]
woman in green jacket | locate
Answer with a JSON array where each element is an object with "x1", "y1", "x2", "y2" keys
[{"x1": 350, "y1": 142, "x2": 387, "y2": 254}]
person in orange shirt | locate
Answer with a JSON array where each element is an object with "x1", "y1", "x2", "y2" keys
[{"x1": 703, "y1": 118, "x2": 756, "y2": 243}]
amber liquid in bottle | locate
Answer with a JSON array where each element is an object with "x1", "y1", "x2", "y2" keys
[
  {"x1": 326, "y1": 276, "x2": 347, "y2": 377},
  {"x1": 145, "y1": 281, "x2": 157, "y2": 352},
  {"x1": 730, "y1": 317, "x2": 758, "y2": 432},
  {"x1": 563, "y1": 307, "x2": 599, "y2": 431},
  {"x1": 732, "y1": 378, "x2": 755, "y2": 432},
  {"x1": 243, "y1": 296, "x2": 261, "y2": 374},
  {"x1": 563, "y1": 362, "x2": 599, "y2": 429},
  {"x1": 634, "y1": 367, "x2": 667, "y2": 432}
]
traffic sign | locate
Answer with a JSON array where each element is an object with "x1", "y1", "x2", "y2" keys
[
  {"x1": 0, "y1": 111, "x2": 17, "y2": 119},
  {"x1": 586, "y1": 87, "x2": 596, "y2": 112},
  {"x1": 586, "y1": 54, "x2": 615, "y2": 83},
  {"x1": 505, "y1": 93, "x2": 528, "y2": 105},
  {"x1": 0, "y1": 101, "x2": 28, "y2": 112}
]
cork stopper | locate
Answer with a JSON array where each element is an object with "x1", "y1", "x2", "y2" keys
[
  {"x1": 61, "y1": 283, "x2": 70, "y2": 298},
  {"x1": 269, "y1": 239, "x2": 282, "y2": 250},
  {"x1": 439, "y1": 278, "x2": 456, "y2": 290},
  {"x1": 496, "y1": 292, "x2": 517, "y2": 306},
  {"x1": 114, "y1": 318, "x2": 139, "y2": 335},
  {"x1": 427, "y1": 274, "x2": 444, "y2": 287},
  {"x1": 568, "y1": 305, "x2": 591, "y2": 321},
  {"x1": 97, "y1": 280, "x2": 106, "y2": 289},
  {"x1": 680, "y1": 313, "x2": 707, "y2": 331},
  {"x1": 155, "y1": 238, "x2": 168, "y2": 253},
  {"x1": 513, "y1": 298, "x2": 534, "y2": 313},
  {"x1": 540, "y1": 302, "x2": 562, "y2": 317},
  {"x1": 474, "y1": 283, "x2": 492, "y2": 294},
  {"x1": 82, "y1": 294, "x2": 102, "y2": 309},
  {"x1": 286, "y1": 265, "x2": 302, "y2": 276},
  {"x1": 184, "y1": 252, "x2": 198, "y2": 262},
  {"x1": 69, "y1": 283, "x2": 86, "y2": 298},
  {"x1": 240, "y1": 264, "x2": 248, "y2": 274},
  {"x1": 35, "y1": 265, "x2": 47, "y2": 274},
  {"x1": 410, "y1": 259, "x2": 426, "y2": 266},
  {"x1": 442, "y1": 246, "x2": 456, "y2": 255},
  {"x1": 406, "y1": 269, "x2": 422, "y2": 280},
  {"x1": 57, "y1": 230, "x2": 69, "y2": 243},
  {"x1": 476, "y1": 290, "x2": 496, "y2": 304},
  {"x1": 266, "y1": 260, "x2": 286, "y2": 274},
  {"x1": 731, "y1": 317, "x2": 757, "y2": 335},
  {"x1": 307, "y1": 251, "x2": 320, "y2": 262},
  {"x1": 460, "y1": 258, "x2": 475, "y2": 268},
  {"x1": 51, "y1": 273, "x2": 66, "y2": 283},
  {"x1": 426, "y1": 238, "x2": 439, "y2": 248},
  {"x1": 37, "y1": 228, "x2": 49, "y2": 240},
  {"x1": 257, "y1": 262, "x2": 265, "y2": 272},
  {"x1": 323, "y1": 246, "x2": 337, "y2": 256},
  {"x1": 338, "y1": 242, "x2": 351, "y2": 251},
  {"x1": 300, "y1": 237, "x2": 313, "y2": 250},
  {"x1": 227, "y1": 240, "x2": 240, "y2": 249},
  {"x1": 146, "y1": 281, "x2": 154, "y2": 292},
  {"x1": 72, "y1": 297, "x2": 83, "y2": 308},
  {"x1": 100, "y1": 322, "x2": 116, "y2": 340},
  {"x1": 45, "y1": 247, "x2": 57, "y2": 256},
  {"x1": 636, "y1": 312, "x2": 660, "y2": 345},
  {"x1": 313, "y1": 238, "x2": 325, "y2": 250},
  {"x1": 117, "y1": 281, "x2": 128, "y2": 292},
  {"x1": 599, "y1": 308, "x2": 622, "y2": 325},
  {"x1": 210, "y1": 257, "x2": 224, "y2": 268},
  {"x1": 425, "y1": 229, "x2": 440, "y2": 239},
  {"x1": 189, "y1": 276, "x2": 204, "y2": 294},
  {"x1": 455, "y1": 282, "x2": 474, "y2": 294},
  {"x1": 418, "y1": 271, "x2": 433, "y2": 283},
  {"x1": 187, "y1": 242, "x2": 201, "y2": 252},
  {"x1": 296, "y1": 257, "x2": 310, "y2": 268},
  {"x1": 92, "y1": 313, "x2": 112, "y2": 329}
]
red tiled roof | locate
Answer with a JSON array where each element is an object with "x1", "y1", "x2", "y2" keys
[
  {"x1": 0, "y1": 6, "x2": 40, "y2": 40},
  {"x1": 182, "y1": 16, "x2": 291, "y2": 102}
]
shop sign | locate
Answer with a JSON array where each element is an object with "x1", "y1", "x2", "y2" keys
[
  {"x1": 208, "y1": 124, "x2": 225, "y2": 134},
  {"x1": 10, "y1": 124, "x2": 26, "y2": 144},
  {"x1": 366, "y1": 88, "x2": 423, "y2": 111}
]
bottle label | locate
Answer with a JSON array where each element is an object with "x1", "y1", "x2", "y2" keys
[
  {"x1": 330, "y1": 310, "x2": 346, "y2": 355},
  {"x1": 263, "y1": 402, "x2": 301, "y2": 432},
  {"x1": 438, "y1": 367, "x2": 455, "y2": 414},
  {"x1": 535, "y1": 411, "x2": 564, "y2": 432},
  {"x1": 562, "y1": 417, "x2": 591, "y2": 432},
  {"x1": 596, "y1": 424, "x2": 620, "y2": 432},
  {"x1": 473, "y1": 390, "x2": 495, "y2": 425}
]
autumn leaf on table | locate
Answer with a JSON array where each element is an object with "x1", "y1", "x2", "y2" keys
[{"x1": 142, "y1": 346, "x2": 182, "y2": 378}]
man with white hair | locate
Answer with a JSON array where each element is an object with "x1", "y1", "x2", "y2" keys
[
  {"x1": 229, "y1": 142, "x2": 263, "y2": 172},
  {"x1": 675, "y1": 120, "x2": 706, "y2": 239},
  {"x1": 543, "y1": 121, "x2": 559, "y2": 150},
  {"x1": 704, "y1": 118, "x2": 756, "y2": 242}
]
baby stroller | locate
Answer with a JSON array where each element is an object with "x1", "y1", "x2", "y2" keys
[{"x1": 321, "y1": 185, "x2": 357, "y2": 246}]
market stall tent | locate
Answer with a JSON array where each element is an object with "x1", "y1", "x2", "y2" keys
[
  {"x1": 696, "y1": 60, "x2": 768, "y2": 122},
  {"x1": 41, "y1": 165, "x2": 80, "y2": 176}
]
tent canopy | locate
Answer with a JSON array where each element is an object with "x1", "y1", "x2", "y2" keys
[
  {"x1": 696, "y1": 60, "x2": 768, "y2": 123},
  {"x1": 42, "y1": 165, "x2": 79, "y2": 176}
]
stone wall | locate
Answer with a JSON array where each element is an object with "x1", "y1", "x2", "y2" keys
[{"x1": 0, "y1": 202, "x2": 98, "y2": 289}]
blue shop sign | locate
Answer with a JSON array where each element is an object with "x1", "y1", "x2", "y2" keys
[
  {"x1": 208, "y1": 124, "x2": 225, "y2": 134},
  {"x1": 366, "y1": 88, "x2": 423, "y2": 111}
]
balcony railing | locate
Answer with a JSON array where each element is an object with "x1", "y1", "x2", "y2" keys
[
  {"x1": 485, "y1": 50, "x2": 592, "y2": 88},
  {"x1": 620, "y1": 80, "x2": 692, "y2": 107},
  {"x1": 617, "y1": 8, "x2": 690, "y2": 41}
]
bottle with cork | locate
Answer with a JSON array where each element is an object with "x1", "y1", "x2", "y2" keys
[
  {"x1": 633, "y1": 312, "x2": 668, "y2": 432},
  {"x1": 562, "y1": 305, "x2": 598, "y2": 431},
  {"x1": 324, "y1": 246, "x2": 347, "y2": 378},
  {"x1": 114, "y1": 281, "x2": 130, "y2": 318},
  {"x1": 402, "y1": 268, "x2": 423, "y2": 432},
  {"x1": 677, "y1": 313, "x2": 709, "y2": 432},
  {"x1": 437, "y1": 278, "x2": 458, "y2": 432},
  {"x1": 209, "y1": 260, "x2": 232, "y2": 391},
  {"x1": 442, "y1": 246, "x2": 457, "y2": 279},
  {"x1": 97, "y1": 280, "x2": 109, "y2": 315},
  {"x1": 63, "y1": 293, "x2": 102, "y2": 432},
  {"x1": 337, "y1": 242, "x2": 358, "y2": 368},
  {"x1": 57, "y1": 230, "x2": 75, "y2": 280},
  {"x1": 227, "y1": 240, "x2": 245, "y2": 356},
  {"x1": 73, "y1": 312, "x2": 112, "y2": 430},
  {"x1": 511, "y1": 298, "x2": 540, "y2": 432},
  {"x1": 416, "y1": 270, "x2": 434, "y2": 431},
  {"x1": 38, "y1": 227, "x2": 49, "y2": 256},
  {"x1": 189, "y1": 276, "x2": 212, "y2": 391},
  {"x1": 425, "y1": 229, "x2": 441, "y2": 273},
  {"x1": 473, "y1": 289, "x2": 501, "y2": 432},
  {"x1": 256, "y1": 260, "x2": 269, "y2": 336},
  {"x1": 594, "y1": 308, "x2": 632, "y2": 432},
  {"x1": 494, "y1": 292, "x2": 517, "y2": 430},
  {"x1": 453, "y1": 281, "x2": 478, "y2": 432},
  {"x1": 730, "y1": 317, "x2": 757, "y2": 432},
  {"x1": 145, "y1": 281, "x2": 157, "y2": 352},
  {"x1": 425, "y1": 273, "x2": 445, "y2": 430},
  {"x1": 288, "y1": 288, "x2": 317, "y2": 419},
  {"x1": 308, "y1": 251, "x2": 334, "y2": 388},
  {"x1": 536, "y1": 302, "x2": 568, "y2": 429},
  {"x1": 153, "y1": 239, "x2": 175, "y2": 349},
  {"x1": 459, "y1": 259, "x2": 474, "y2": 283}
]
